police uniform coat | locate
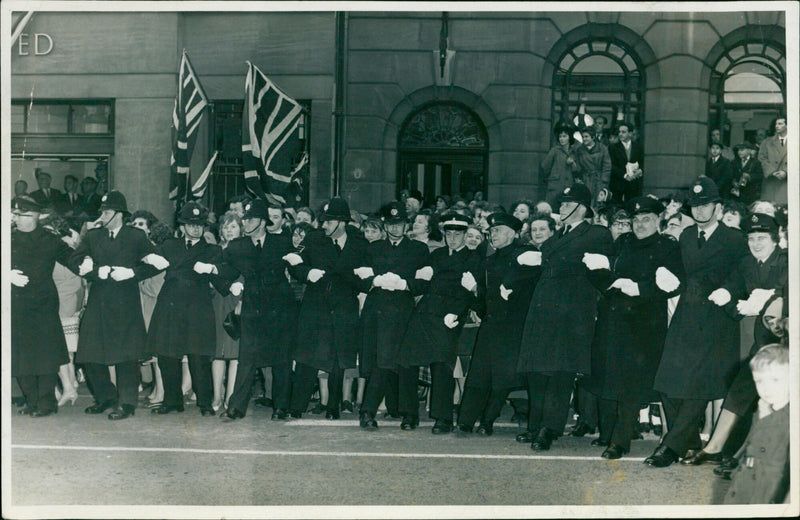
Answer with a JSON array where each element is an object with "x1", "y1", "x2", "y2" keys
[
  {"x1": 11, "y1": 227, "x2": 73, "y2": 376},
  {"x1": 399, "y1": 246, "x2": 483, "y2": 368},
  {"x1": 654, "y1": 223, "x2": 749, "y2": 400},
  {"x1": 290, "y1": 231, "x2": 370, "y2": 372},
  {"x1": 518, "y1": 221, "x2": 614, "y2": 374},
  {"x1": 217, "y1": 233, "x2": 296, "y2": 367},
  {"x1": 359, "y1": 237, "x2": 430, "y2": 376},
  {"x1": 469, "y1": 243, "x2": 540, "y2": 390},
  {"x1": 584, "y1": 232, "x2": 684, "y2": 402},
  {"x1": 70, "y1": 226, "x2": 159, "y2": 365},
  {"x1": 146, "y1": 237, "x2": 223, "y2": 358}
]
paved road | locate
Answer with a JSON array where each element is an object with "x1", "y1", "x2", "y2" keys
[{"x1": 8, "y1": 388, "x2": 734, "y2": 515}]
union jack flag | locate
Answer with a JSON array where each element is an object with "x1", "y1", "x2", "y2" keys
[
  {"x1": 169, "y1": 51, "x2": 209, "y2": 202},
  {"x1": 242, "y1": 62, "x2": 308, "y2": 205}
]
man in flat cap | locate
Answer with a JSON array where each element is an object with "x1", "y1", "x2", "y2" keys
[
  {"x1": 70, "y1": 191, "x2": 168, "y2": 420},
  {"x1": 456, "y1": 212, "x2": 541, "y2": 437},
  {"x1": 356, "y1": 201, "x2": 431, "y2": 430},
  {"x1": 288, "y1": 197, "x2": 370, "y2": 420},
  {"x1": 11, "y1": 196, "x2": 76, "y2": 417},
  {"x1": 516, "y1": 183, "x2": 614, "y2": 450},
  {"x1": 399, "y1": 212, "x2": 483, "y2": 434},
  {"x1": 646, "y1": 176, "x2": 748, "y2": 467},
  {"x1": 147, "y1": 201, "x2": 223, "y2": 417}
]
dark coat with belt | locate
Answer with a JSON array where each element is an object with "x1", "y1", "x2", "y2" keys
[
  {"x1": 70, "y1": 226, "x2": 160, "y2": 365},
  {"x1": 518, "y1": 221, "x2": 614, "y2": 374},
  {"x1": 289, "y1": 231, "x2": 370, "y2": 372},
  {"x1": 609, "y1": 139, "x2": 644, "y2": 202},
  {"x1": 469, "y1": 243, "x2": 540, "y2": 390},
  {"x1": 584, "y1": 232, "x2": 684, "y2": 402},
  {"x1": 146, "y1": 237, "x2": 223, "y2": 358},
  {"x1": 654, "y1": 223, "x2": 749, "y2": 400},
  {"x1": 730, "y1": 157, "x2": 763, "y2": 205},
  {"x1": 359, "y1": 237, "x2": 430, "y2": 376},
  {"x1": 705, "y1": 156, "x2": 735, "y2": 199},
  {"x1": 11, "y1": 227, "x2": 74, "y2": 376},
  {"x1": 217, "y1": 233, "x2": 296, "y2": 367},
  {"x1": 400, "y1": 246, "x2": 483, "y2": 368}
]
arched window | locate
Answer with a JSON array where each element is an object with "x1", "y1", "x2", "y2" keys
[
  {"x1": 709, "y1": 41, "x2": 785, "y2": 147},
  {"x1": 552, "y1": 39, "x2": 645, "y2": 140}
]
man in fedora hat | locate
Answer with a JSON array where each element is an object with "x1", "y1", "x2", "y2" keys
[
  {"x1": 70, "y1": 190, "x2": 168, "y2": 420},
  {"x1": 288, "y1": 196, "x2": 370, "y2": 419},
  {"x1": 399, "y1": 211, "x2": 483, "y2": 434},
  {"x1": 11, "y1": 196, "x2": 75, "y2": 417},
  {"x1": 355, "y1": 201, "x2": 431, "y2": 430},
  {"x1": 516, "y1": 183, "x2": 614, "y2": 450},
  {"x1": 646, "y1": 176, "x2": 748, "y2": 467},
  {"x1": 147, "y1": 201, "x2": 223, "y2": 417}
]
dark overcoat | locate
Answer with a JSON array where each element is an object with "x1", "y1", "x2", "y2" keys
[
  {"x1": 399, "y1": 246, "x2": 483, "y2": 368},
  {"x1": 517, "y1": 221, "x2": 614, "y2": 374},
  {"x1": 146, "y1": 237, "x2": 223, "y2": 358},
  {"x1": 730, "y1": 157, "x2": 763, "y2": 204},
  {"x1": 609, "y1": 139, "x2": 645, "y2": 201},
  {"x1": 359, "y1": 237, "x2": 430, "y2": 376},
  {"x1": 705, "y1": 157, "x2": 736, "y2": 198},
  {"x1": 289, "y1": 231, "x2": 370, "y2": 372},
  {"x1": 654, "y1": 223, "x2": 749, "y2": 400},
  {"x1": 11, "y1": 227, "x2": 73, "y2": 376},
  {"x1": 583, "y1": 232, "x2": 684, "y2": 402},
  {"x1": 217, "y1": 233, "x2": 296, "y2": 367},
  {"x1": 71, "y1": 226, "x2": 159, "y2": 365},
  {"x1": 468, "y1": 243, "x2": 540, "y2": 390}
]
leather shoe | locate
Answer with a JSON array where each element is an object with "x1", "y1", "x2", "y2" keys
[
  {"x1": 221, "y1": 408, "x2": 246, "y2": 422},
  {"x1": 271, "y1": 409, "x2": 288, "y2": 421},
  {"x1": 431, "y1": 420, "x2": 453, "y2": 434},
  {"x1": 590, "y1": 438, "x2": 610, "y2": 447},
  {"x1": 400, "y1": 416, "x2": 419, "y2": 430},
  {"x1": 601, "y1": 443, "x2": 629, "y2": 460},
  {"x1": 359, "y1": 412, "x2": 378, "y2": 431},
  {"x1": 455, "y1": 425, "x2": 472, "y2": 437},
  {"x1": 108, "y1": 404, "x2": 135, "y2": 420},
  {"x1": 151, "y1": 404, "x2": 184, "y2": 415},
  {"x1": 476, "y1": 422, "x2": 494, "y2": 436},
  {"x1": 200, "y1": 408, "x2": 215, "y2": 417},
  {"x1": 30, "y1": 408, "x2": 57, "y2": 418},
  {"x1": 85, "y1": 399, "x2": 117, "y2": 414},
  {"x1": 289, "y1": 410, "x2": 302, "y2": 419},
  {"x1": 644, "y1": 445, "x2": 679, "y2": 467},
  {"x1": 253, "y1": 397, "x2": 273, "y2": 408},
  {"x1": 341, "y1": 400, "x2": 354, "y2": 413},
  {"x1": 516, "y1": 431, "x2": 535, "y2": 443},
  {"x1": 531, "y1": 427, "x2": 556, "y2": 451},
  {"x1": 17, "y1": 406, "x2": 34, "y2": 416},
  {"x1": 326, "y1": 408, "x2": 340, "y2": 420},
  {"x1": 570, "y1": 422, "x2": 595, "y2": 437},
  {"x1": 681, "y1": 450, "x2": 724, "y2": 466}
]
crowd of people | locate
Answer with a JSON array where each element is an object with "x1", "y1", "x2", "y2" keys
[{"x1": 10, "y1": 115, "x2": 790, "y2": 504}]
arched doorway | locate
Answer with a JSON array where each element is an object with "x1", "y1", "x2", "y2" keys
[{"x1": 397, "y1": 102, "x2": 489, "y2": 205}]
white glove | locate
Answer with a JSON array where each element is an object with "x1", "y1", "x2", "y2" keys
[
  {"x1": 655, "y1": 267, "x2": 680, "y2": 293},
  {"x1": 415, "y1": 266, "x2": 433, "y2": 281},
  {"x1": 708, "y1": 288, "x2": 732, "y2": 307},
  {"x1": 582, "y1": 253, "x2": 610, "y2": 271},
  {"x1": 382, "y1": 272, "x2": 404, "y2": 291},
  {"x1": 229, "y1": 281, "x2": 244, "y2": 296},
  {"x1": 78, "y1": 256, "x2": 94, "y2": 276},
  {"x1": 193, "y1": 261, "x2": 217, "y2": 275},
  {"x1": 10, "y1": 269, "x2": 29, "y2": 287},
  {"x1": 500, "y1": 284, "x2": 513, "y2": 301},
  {"x1": 443, "y1": 313, "x2": 459, "y2": 329},
  {"x1": 110, "y1": 266, "x2": 135, "y2": 281},
  {"x1": 142, "y1": 253, "x2": 170, "y2": 270},
  {"x1": 98, "y1": 265, "x2": 111, "y2": 280},
  {"x1": 282, "y1": 253, "x2": 303, "y2": 266},
  {"x1": 517, "y1": 251, "x2": 542, "y2": 266},
  {"x1": 737, "y1": 288, "x2": 775, "y2": 316},
  {"x1": 461, "y1": 272, "x2": 478, "y2": 292},
  {"x1": 353, "y1": 267, "x2": 375, "y2": 280},
  {"x1": 307, "y1": 269, "x2": 325, "y2": 283},
  {"x1": 388, "y1": 273, "x2": 408, "y2": 291},
  {"x1": 609, "y1": 278, "x2": 640, "y2": 297},
  {"x1": 372, "y1": 273, "x2": 390, "y2": 290}
]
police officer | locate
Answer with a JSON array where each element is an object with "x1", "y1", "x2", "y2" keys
[
  {"x1": 70, "y1": 191, "x2": 167, "y2": 420},
  {"x1": 11, "y1": 196, "x2": 75, "y2": 417},
  {"x1": 456, "y1": 212, "x2": 540, "y2": 436},
  {"x1": 399, "y1": 212, "x2": 483, "y2": 434},
  {"x1": 147, "y1": 201, "x2": 222, "y2": 416},
  {"x1": 357, "y1": 201, "x2": 431, "y2": 430}
]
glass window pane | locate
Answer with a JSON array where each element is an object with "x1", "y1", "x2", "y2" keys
[
  {"x1": 72, "y1": 104, "x2": 110, "y2": 134},
  {"x1": 591, "y1": 41, "x2": 607, "y2": 53},
  {"x1": 11, "y1": 105, "x2": 25, "y2": 133},
  {"x1": 572, "y1": 54, "x2": 622, "y2": 74},
  {"x1": 715, "y1": 56, "x2": 730, "y2": 73},
  {"x1": 27, "y1": 104, "x2": 69, "y2": 133},
  {"x1": 559, "y1": 53, "x2": 575, "y2": 70},
  {"x1": 622, "y1": 54, "x2": 637, "y2": 72},
  {"x1": 747, "y1": 44, "x2": 764, "y2": 56},
  {"x1": 573, "y1": 43, "x2": 590, "y2": 58},
  {"x1": 608, "y1": 44, "x2": 625, "y2": 60},
  {"x1": 765, "y1": 46, "x2": 782, "y2": 61},
  {"x1": 727, "y1": 46, "x2": 745, "y2": 61}
]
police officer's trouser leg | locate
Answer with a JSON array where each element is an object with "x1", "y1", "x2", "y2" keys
[
  {"x1": 327, "y1": 363, "x2": 344, "y2": 414},
  {"x1": 384, "y1": 370, "x2": 400, "y2": 415},
  {"x1": 362, "y1": 368, "x2": 393, "y2": 416},
  {"x1": 660, "y1": 394, "x2": 707, "y2": 456},
  {"x1": 606, "y1": 397, "x2": 641, "y2": 451},
  {"x1": 18, "y1": 374, "x2": 58, "y2": 413},
  {"x1": 158, "y1": 356, "x2": 184, "y2": 407},
  {"x1": 187, "y1": 354, "x2": 213, "y2": 410},
  {"x1": 290, "y1": 362, "x2": 318, "y2": 414},
  {"x1": 227, "y1": 352, "x2": 258, "y2": 415},
  {"x1": 270, "y1": 360, "x2": 292, "y2": 412},
  {"x1": 483, "y1": 387, "x2": 510, "y2": 424},
  {"x1": 398, "y1": 365, "x2": 420, "y2": 419},
  {"x1": 429, "y1": 362, "x2": 455, "y2": 423},
  {"x1": 575, "y1": 378, "x2": 599, "y2": 428},
  {"x1": 528, "y1": 371, "x2": 574, "y2": 436},
  {"x1": 84, "y1": 363, "x2": 118, "y2": 405},
  {"x1": 457, "y1": 366, "x2": 491, "y2": 428}
]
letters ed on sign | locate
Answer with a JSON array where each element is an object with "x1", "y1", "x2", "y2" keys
[{"x1": 17, "y1": 33, "x2": 54, "y2": 56}]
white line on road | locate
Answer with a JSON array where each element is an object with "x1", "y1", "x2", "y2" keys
[{"x1": 12, "y1": 444, "x2": 646, "y2": 462}]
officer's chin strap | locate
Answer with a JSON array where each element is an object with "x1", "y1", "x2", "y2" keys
[
  {"x1": 98, "y1": 210, "x2": 118, "y2": 229},
  {"x1": 561, "y1": 203, "x2": 581, "y2": 226},
  {"x1": 386, "y1": 225, "x2": 405, "y2": 242}
]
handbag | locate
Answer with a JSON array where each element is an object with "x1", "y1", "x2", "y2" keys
[{"x1": 222, "y1": 311, "x2": 241, "y2": 340}]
